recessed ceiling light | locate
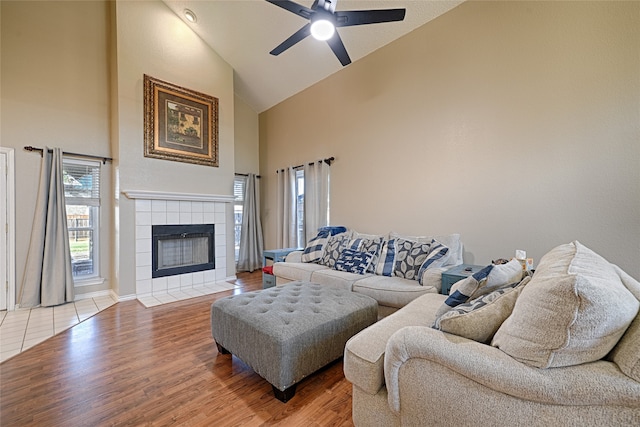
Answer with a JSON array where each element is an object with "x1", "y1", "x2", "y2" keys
[{"x1": 184, "y1": 9, "x2": 197, "y2": 23}]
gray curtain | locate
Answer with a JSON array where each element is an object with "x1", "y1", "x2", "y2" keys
[
  {"x1": 19, "y1": 147, "x2": 74, "y2": 307},
  {"x1": 303, "y1": 160, "x2": 330, "y2": 243},
  {"x1": 237, "y1": 174, "x2": 264, "y2": 272},
  {"x1": 276, "y1": 166, "x2": 298, "y2": 248}
]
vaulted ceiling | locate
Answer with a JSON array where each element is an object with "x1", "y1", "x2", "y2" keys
[{"x1": 162, "y1": 1, "x2": 464, "y2": 113}]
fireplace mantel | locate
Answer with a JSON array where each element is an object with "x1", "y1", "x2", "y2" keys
[{"x1": 123, "y1": 190, "x2": 234, "y2": 203}]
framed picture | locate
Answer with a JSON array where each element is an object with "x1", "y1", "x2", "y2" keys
[{"x1": 143, "y1": 74, "x2": 219, "y2": 167}]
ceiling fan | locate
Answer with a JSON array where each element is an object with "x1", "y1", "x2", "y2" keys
[{"x1": 266, "y1": 0, "x2": 406, "y2": 66}]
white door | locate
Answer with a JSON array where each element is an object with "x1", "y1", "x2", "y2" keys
[{"x1": 0, "y1": 150, "x2": 7, "y2": 310}]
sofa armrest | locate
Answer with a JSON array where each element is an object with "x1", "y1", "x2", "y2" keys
[
  {"x1": 284, "y1": 250, "x2": 303, "y2": 263},
  {"x1": 384, "y1": 326, "x2": 640, "y2": 413}
]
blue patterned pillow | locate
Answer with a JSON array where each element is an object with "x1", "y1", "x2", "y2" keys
[
  {"x1": 319, "y1": 233, "x2": 351, "y2": 268},
  {"x1": 334, "y1": 249, "x2": 375, "y2": 275},
  {"x1": 375, "y1": 239, "x2": 397, "y2": 276},
  {"x1": 393, "y1": 238, "x2": 433, "y2": 280},
  {"x1": 349, "y1": 234, "x2": 386, "y2": 273},
  {"x1": 417, "y1": 239, "x2": 450, "y2": 285},
  {"x1": 301, "y1": 229, "x2": 331, "y2": 263}
]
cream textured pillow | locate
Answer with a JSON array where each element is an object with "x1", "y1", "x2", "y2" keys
[
  {"x1": 434, "y1": 276, "x2": 531, "y2": 343},
  {"x1": 492, "y1": 241, "x2": 640, "y2": 369}
]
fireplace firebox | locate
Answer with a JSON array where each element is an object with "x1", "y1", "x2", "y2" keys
[{"x1": 152, "y1": 224, "x2": 215, "y2": 278}]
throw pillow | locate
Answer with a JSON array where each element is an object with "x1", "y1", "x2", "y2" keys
[
  {"x1": 433, "y1": 276, "x2": 531, "y2": 343},
  {"x1": 348, "y1": 232, "x2": 386, "y2": 273},
  {"x1": 319, "y1": 232, "x2": 351, "y2": 269},
  {"x1": 393, "y1": 239, "x2": 433, "y2": 280},
  {"x1": 334, "y1": 249, "x2": 375, "y2": 275},
  {"x1": 417, "y1": 240, "x2": 450, "y2": 286},
  {"x1": 491, "y1": 241, "x2": 640, "y2": 369},
  {"x1": 375, "y1": 239, "x2": 397, "y2": 277},
  {"x1": 434, "y1": 259, "x2": 524, "y2": 318},
  {"x1": 301, "y1": 229, "x2": 331, "y2": 263}
]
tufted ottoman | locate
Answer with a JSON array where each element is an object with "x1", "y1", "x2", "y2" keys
[{"x1": 210, "y1": 281, "x2": 378, "y2": 402}]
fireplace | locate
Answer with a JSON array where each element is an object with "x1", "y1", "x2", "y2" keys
[{"x1": 152, "y1": 224, "x2": 215, "y2": 278}]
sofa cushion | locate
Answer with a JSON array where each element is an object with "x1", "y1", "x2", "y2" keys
[
  {"x1": 353, "y1": 275, "x2": 437, "y2": 308},
  {"x1": 435, "y1": 259, "x2": 524, "y2": 317},
  {"x1": 343, "y1": 293, "x2": 447, "y2": 395},
  {"x1": 492, "y1": 241, "x2": 640, "y2": 369},
  {"x1": 319, "y1": 232, "x2": 351, "y2": 269},
  {"x1": 608, "y1": 264, "x2": 640, "y2": 382},
  {"x1": 310, "y1": 268, "x2": 371, "y2": 291},
  {"x1": 335, "y1": 249, "x2": 375, "y2": 275},
  {"x1": 301, "y1": 229, "x2": 330, "y2": 263},
  {"x1": 433, "y1": 276, "x2": 531, "y2": 343},
  {"x1": 272, "y1": 261, "x2": 328, "y2": 282}
]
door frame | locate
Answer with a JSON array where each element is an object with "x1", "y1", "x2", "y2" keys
[{"x1": 0, "y1": 147, "x2": 16, "y2": 310}]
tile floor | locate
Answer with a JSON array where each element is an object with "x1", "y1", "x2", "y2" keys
[
  {"x1": 136, "y1": 281, "x2": 238, "y2": 308},
  {"x1": 0, "y1": 294, "x2": 118, "y2": 363},
  {"x1": 0, "y1": 282, "x2": 239, "y2": 364}
]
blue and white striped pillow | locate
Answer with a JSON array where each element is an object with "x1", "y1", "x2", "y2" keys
[
  {"x1": 301, "y1": 229, "x2": 331, "y2": 263},
  {"x1": 375, "y1": 239, "x2": 397, "y2": 277},
  {"x1": 417, "y1": 240, "x2": 450, "y2": 285}
]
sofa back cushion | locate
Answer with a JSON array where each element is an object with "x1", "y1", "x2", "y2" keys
[
  {"x1": 608, "y1": 265, "x2": 640, "y2": 382},
  {"x1": 492, "y1": 241, "x2": 639, "y2": 369}
]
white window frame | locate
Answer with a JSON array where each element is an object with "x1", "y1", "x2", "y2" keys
[
  {"x1": 63, "y1": 158, "x2": 103, "y2": 286},
  {"x1": 233, "y1": 176, "x2": 246, "y2": 263}
]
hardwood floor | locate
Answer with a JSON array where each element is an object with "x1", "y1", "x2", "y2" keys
[{"x1": 0, "y1": 272, "x2": 355, "y2": 426}]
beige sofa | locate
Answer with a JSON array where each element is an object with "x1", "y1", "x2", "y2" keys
[
  {"x1": 273, "y1": 232, "x2": 463, "y2": 317},
  {"x1": 344, "y1": 241, "x2": 640, "y2": 426}
]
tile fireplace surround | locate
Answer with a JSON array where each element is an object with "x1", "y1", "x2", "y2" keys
[{"x1": 124, "y1": 191, "x2": 236, "y2": 305}]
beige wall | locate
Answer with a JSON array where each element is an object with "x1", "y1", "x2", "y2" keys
[
  {"x1": 1, "y1": 0, "x2": 245, "y2": 302},
  {"x1": 234, "y1": 94, "x2": 260, "y2": 175},
  {"x1": 1, "y1": 1, "x2": 114, "y2": 297},
  {"x1": 113, "y1": 0, "x2": 235, "y2": 297},
  {"x1": 260, "y1": 1, "x2": 640, "y2": 278}
]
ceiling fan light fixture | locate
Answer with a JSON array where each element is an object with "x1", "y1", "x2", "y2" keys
[{"x1": 310, "y1": 19, "x2": 335, "y2": 41}]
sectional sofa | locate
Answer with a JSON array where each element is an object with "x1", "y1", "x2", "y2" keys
[
  {"x1": 343, "y1": 241, "x2": 640, "y2": 426},
  {"x1": 272, "y1": 230, "x2": 464, "y2": 317}
]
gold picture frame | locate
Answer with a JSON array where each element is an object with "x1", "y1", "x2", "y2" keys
[{"x1": 143, "y1": 74, "x2": 219, "y2": 167}]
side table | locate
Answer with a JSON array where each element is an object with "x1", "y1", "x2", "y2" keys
[
  {"x1": 441, "y1": 264, "x2": 485, "y2": 295},
  {"x1": 262, "y1": 248, "x2": 301, "y2": 288}
]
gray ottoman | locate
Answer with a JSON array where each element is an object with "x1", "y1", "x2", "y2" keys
[{"x1": 210, "y1": 281, "x2": 378, "y2": 402}]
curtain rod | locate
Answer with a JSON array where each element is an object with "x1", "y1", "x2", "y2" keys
[
  {"x1": 24, "y1": 146, "x2": 113, "y2": 164},
  {"x1": 235, "y1": 173, "x2": 261, "y2": 178},
  {"x1": 277, "y1": 156, "x2": 335, "y2": 173}
]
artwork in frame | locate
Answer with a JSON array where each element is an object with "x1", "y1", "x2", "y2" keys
[{"x1": 143, "y1": 74, "x2": 219, "y2": 167}]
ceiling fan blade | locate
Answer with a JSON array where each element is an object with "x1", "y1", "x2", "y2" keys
[
  {"x1": 270, "y1": 23, "x2": 312, "y2": 56},
  {"x1": 265, "y1": 0, "x2": 315, "y2": 20},
  {"x1": 335, "y1": 9, "x2": 406, "y2": 27},
  {"x1": 326, "y1": 32, "x2": 351, "y2": 66}
]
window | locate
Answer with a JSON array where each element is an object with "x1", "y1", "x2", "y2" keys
[
  {"x1": 63, "y1": 159, "x2": 101, "y2": 283},
  {"x1": 233, "y1": 176, "x2": 246, "y2": 262},
  {"x1": 295, "y1": 169, "x2": 305, "y2": 248}
]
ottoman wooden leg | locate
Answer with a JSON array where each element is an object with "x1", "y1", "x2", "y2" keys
[
  {"x1": 216, "y1": 343, "x2": 230, "y2": 354},
  {"x1": 272, "y1": 384, "x2": 297, "y2": 403}
]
